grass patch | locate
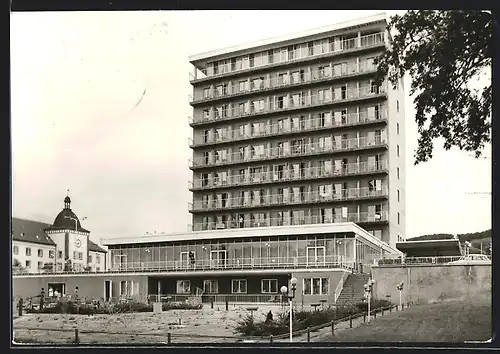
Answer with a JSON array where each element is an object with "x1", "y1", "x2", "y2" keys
[{"x1": 324, "y1": 299, "x2": 491, "y2": 342}]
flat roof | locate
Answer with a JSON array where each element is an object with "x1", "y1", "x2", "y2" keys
[
  {"x1": 101, "y1": 222, "x2": 397, "y2": 254},
  {"x1": 396, "y1": 239, "x2": 462, "y2": 257},
  {"x1": 189, "y1": 12, "x2": 387, "y2": 63}
]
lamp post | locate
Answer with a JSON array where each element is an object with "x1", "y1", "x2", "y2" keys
[
  {"x1": 280, "y1": 277, "x2": 297, "y2": 343},
  {"x1": 363, "y1": 279, "x2": 375, "y2": 321},
  {"x1": 397, "y1": 281, "x2": 404, "y2": 308}
]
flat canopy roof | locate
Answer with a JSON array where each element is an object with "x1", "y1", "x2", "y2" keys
[
  {"x1": 189, "y1": 12, "x2": 387, "y2": 64},
  {"x1": 101, "y1": 222, "x2": 398, "y2": 254},
  {"x1": 396, "y1": 239, "x2": 462, "y2": 257}
]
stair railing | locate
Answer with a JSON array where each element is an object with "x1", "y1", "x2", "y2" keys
[{"x1": 334, "y1": 271, "x2": 347, "y2": 303}]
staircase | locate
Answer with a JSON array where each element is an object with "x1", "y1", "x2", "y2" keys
[{"x1": 336, "y1": 273, "x2": 371, "y2": 305}]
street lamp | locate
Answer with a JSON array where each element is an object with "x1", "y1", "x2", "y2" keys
[
  {"x1": 397, "y1": 281, "x2": 404, "y2": 308},
  {"x1": 280, "y1": 277, "x2": 298, "y2": 343},
  {"x1": 363, "y1": 279, "x2": 375, "y2": 321}
]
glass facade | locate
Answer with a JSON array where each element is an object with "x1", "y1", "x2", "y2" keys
[{"x1": 108, "y1": 233, "x2": 384, "y2": 271}]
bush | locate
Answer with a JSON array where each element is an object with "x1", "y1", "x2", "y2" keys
[
  {"x1": 235, "y1": 300, "x2": 394, "y2": 337},
  {"x1": 26, "y1": 299, "x2": 203, "y2": 314}
]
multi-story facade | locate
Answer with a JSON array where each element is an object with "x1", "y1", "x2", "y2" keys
[{"x1": 188, "y1": 12, "x2": 406, "y2": 248}]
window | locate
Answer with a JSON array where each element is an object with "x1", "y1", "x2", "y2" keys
[
  {"x1": 25, "y1": 247, "x2": 31, "y2": 256},
  {"x1": 38, "y1": 249, "x2": 43, "y2": 257},
  {"x1": 203, "y1": 88, "x2": 210, "y2": 99},
  {"x1": 25, "y1": 260, "x2": 31, "y2": 268},
  {"x1": 57, "y1": 263, "x2": 63, "y2": 271},
  {"x1": 58, "y1": 251, "x2": 63, "y2": 259},
  {"x1": 397, "y1": 145, "x2": 400, "y2": 157},
  {"x1": 398, "y1": 212, "x2": 401, "y2": 225},
  {"x1": 397, "y1": 100, "x2": 400, "y2": 112},
  {"x1": 203, "y1": 109, "x2": 210, "y2": 119},
  {"x1": 261, "y1": 279, "x2": 278, "y2": 293},
  {"x1": 13, "y1": 245, "x2": 18, "y2": 255},
  {"x1": 232, "y1": 279, "x2": 248, "y2": 293},
  {"x1": 397, "y1": 123, "x2": 400, "y2": 135},
  {"x1": 119, "y1": 280, "x2": 135, "y2": 296},
  {"x1": 303, "y1": 277, "x2": 329, "y2": 295},
  {"x1": 203, "y1": 280, "x2": 219, "y2": 294},
  {"x1": 176, "y1": 280, "x2": 191, "y2": 294},
  {"x1": 48, "y1": 250, "x2": 54, "y2": 259},
  {"x1": 96, "y1": 255, "x2": 101, "y2": 264},
  {"x1": 397, "y1": 167, "x2": 400, "y2": 180},
  {"x1": 88, "y1": 255, "x2": 92, "y2": 263},
  {"x1": 373, "y1": 230, "x2": 383, "y2": 240},
  {"x1": 397, "y1": 189, "x2": 400, "y2": 202},
  {"x1": 73, "y1": 251, "x2": 83, "y2": 260},
  {"x1": 38, "y1": 261, "x2": 43, "y2": 269}
]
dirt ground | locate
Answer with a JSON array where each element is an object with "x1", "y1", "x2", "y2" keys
[{"x1": 13, "y1": 304, "x2": 282, "y2": 344}]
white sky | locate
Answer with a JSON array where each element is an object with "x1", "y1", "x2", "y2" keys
[{"x1": 10, "y1": 10, "x2": 491, "y2": 244}]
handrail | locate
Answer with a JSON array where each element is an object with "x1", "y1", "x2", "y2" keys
[{"x1": 334, "y1": 271, "x2": 347, "y2": 303}]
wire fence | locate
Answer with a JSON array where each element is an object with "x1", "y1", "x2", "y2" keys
[{"x1": 13, "y1": 302, "x2": 414, "y2": 345}]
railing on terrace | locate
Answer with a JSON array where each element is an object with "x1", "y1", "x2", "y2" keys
[
  {"x1": 189, "y1": 186, "x2": 388, "y2": 212},
  {"x1": 189, "y1": 135, "x2": 387, "y2": 168},
  {"x1": 189, "y1": 160, "x2": 388, "y2": 190},
  {"x1": 334, "y1": 271, "x2": 347, "y2": 303},
  {"x1": 375, "y1": 256, "x2": 469, "y2": 266},
  {"x1": 190, "y1": 32, "x2": 385, "y2": 82},
  {"x1": 189, "y1": 61, "x2": 378, "y2": 104},
  {"x1": 189, "y1": 111, "x2": 387, "y2": 147},
  {"x1": 189, "y1": 84, "x2": 387, "y2": 126},
  {"x1": 147, "y1": 293, "x2": 286, "y2": 305},
  {"x1": 189, "y1": 211, "x2": 389, "y2": 231},
  {"x1": 108, "y1": 257, "x2": 356, "y2": 273}
]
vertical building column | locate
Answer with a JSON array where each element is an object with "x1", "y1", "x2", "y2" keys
[
  {"x1": 227, "y1": 80, "x2": 232, "y2": 94},
  {"x1": 356, "y1": 57, "x2": 360, "y2": 73},
  {"x1": 228, "y1": 102, "x2": 232, "y2": 117},
  {"x1": 357, "y1": 31, "x2": 362, "y2": 47}
]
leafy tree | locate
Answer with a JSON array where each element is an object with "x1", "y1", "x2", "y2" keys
[
  {"x1": 374, "y1": 10, "x2": 492, "y2": 164},
  {"x1": 12, "y1": 258, "x2": 26, "y2": 273}
]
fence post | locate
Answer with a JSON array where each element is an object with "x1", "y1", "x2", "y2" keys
[
  {"x1": 178, "y1": 318, "x2": 182, "y2": 325},
  {"x1": 74, "y1": 328, "x2": 79, "y2": 344},
  {"x1": 225, "y1": 301, "x2": 229, "y2": 311},
  {"x1": 211, "y1": 301, "x2": 214, "y2": 309},
  {"x1": 374, "y1": 310, "x2": 377, "y2": 319},
  {"x1": 167, "y1": 332, "x2": 171, "y2": 344},
  {"x1": 381, "y1": 308, "x2": 384, "y2": 316},
  {"x1": 402, "y1": 303, "x2": 405, "y2": 310},
  {"x1": 331, "y1": 320, "x2": 334, "y2": 336},
  {"x1": 349, "y1": 314, "x2": 353, "y2": 328},
  {"x1": 363, "y1": 312, "x2": 366, "y2": 322},
  {"x1": 396, "y1": 304, "x2": 399, "y2": 311},
  {"x1": 389, "y1": 306, "x2": 392, "y2": 313},
  {"x1": 269, "y1": 335, "x2": 273, "y2": 343},
  {"x1": 307, "y1": 327, "x2": 311, "y2": 342}
]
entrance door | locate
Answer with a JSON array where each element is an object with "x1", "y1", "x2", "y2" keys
[
  {"x1": 104, "y1": 280, "x2": 112, "y2": 301},
  {"x1": 307, "y1": 247, "x2": 326, "y2": 266},
  {"x1": 48, "y1": 283, "x2": 65, "y2": 298},
  {"x1": 210, "y1": 250, "x2": 227, "y2": 268},
  {"x1": 113, "y1": 255, "x2": 127, "y2": 271}
]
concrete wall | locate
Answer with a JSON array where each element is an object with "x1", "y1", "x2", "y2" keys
[
  {"x1": 13, "y1": 274, "x2": 149, "y2": 301},
  {"x1": 372, "y1": 264, "x2": 491, "y2": 304}
]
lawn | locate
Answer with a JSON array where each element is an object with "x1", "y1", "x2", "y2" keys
[
  {"x1": 13, "y1": 304, "x2": 281, "y2": 344},
  {"x1": 322, "y1": 299, "x2": 491, "y2": 343}
]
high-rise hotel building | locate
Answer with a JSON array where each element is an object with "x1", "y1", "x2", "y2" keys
[{"x1": 188, "y1": 13, "x2": 406, "y2": 248}]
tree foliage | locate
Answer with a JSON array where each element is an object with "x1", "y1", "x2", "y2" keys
[{"x1": 374, "y1": 10, "x2": 492, "y2": 164}]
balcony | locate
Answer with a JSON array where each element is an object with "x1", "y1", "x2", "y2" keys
[
  {"x1": 189, "y1": 211, "x2": 389, "y2": 231},
  {"x1": 189, "y1": 61, "x2": 378, "y2": 105},
  {"x1": 189, "y1": 32, "x2": 385, "y2": 83},
  {"x1": 189, "y1": 160, "x2": 388, "y2": 191},
  {"x1": 110, "y1": 255, "x2": 355, "y2": 273},
  {"x1": 189, "y1": 84, "x2": 386, "y2": 127},
  {"x1": 189, "y1": 186, "x2": 388, "y2": 212},
  {"x1": 189, "y1": 135, "x2": 388, "y2": 169},
  {"x1": 189, "y1": 110, "x2": 387, "y2": 148}
]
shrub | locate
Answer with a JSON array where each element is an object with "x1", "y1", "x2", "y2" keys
[{"x1": 355, "y1": 299, "x2": 392, "y2": 313}]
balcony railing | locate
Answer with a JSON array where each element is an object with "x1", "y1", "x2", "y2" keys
[
  {"x1": 189, "y1": 83, "x2": 386, "y2": 126},
  {"x1": 109, "y1": 255, "x2": 357, "y2": 273},
  {"x1": 189, "y1": 32, "x2": 385, "y2": 82},
  {"x1": 189, "y1": 160, "x2": 388, "y2": 190},
  {"x1": 189, "y1": 186, "x2": 388, "y2": 212},
  {"x1": 189, "y1": 110, "x2": 387, "y2": 147},
  {"x1": 189, "y1": 211, "x2": 389, "y2": 232},
  {"x1": 189, "y1": 135, "x2": 387, "y2": 169},
  {"x1": 375, "y1": 256, "x2": 466, "y2": 266},
  {"x1": 149, "y1": 294, "x2": 287, "y2": 305},
  {"x1": 189, "y1": 61, "x2": 378, "y2": 104}
]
